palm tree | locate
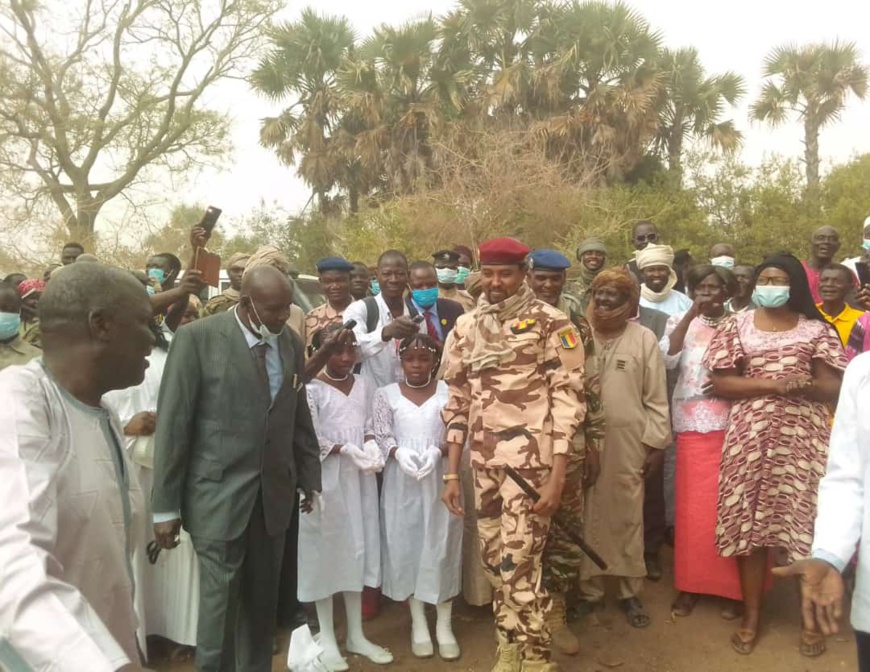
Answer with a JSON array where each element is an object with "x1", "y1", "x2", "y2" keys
[
  {"x1": 339, "y1": 17, "x2": 473, "y2": 197},
  {"x1": 250, "y1": 10, "x2": 357, "y2": 213},
  {"x1": 655, "y1": 47, "x2": 745, "y2": 185},
  {"x1": 533, "y1": 0, "x2": 665, "y2": 181},
  {"x1": 751, "y1": 41, "x2": 868, "y2": 190}
]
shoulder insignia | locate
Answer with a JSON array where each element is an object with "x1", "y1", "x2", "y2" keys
[
  {"x1": 558, "y1": 327, "x2": 579, "y2": 349},
  {"x1": 510, "y1": 318, "x2": 537, "y2": 334}
]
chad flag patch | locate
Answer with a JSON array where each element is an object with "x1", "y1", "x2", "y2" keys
[{"x1": 558, "y1": 327, "x2": 579, "y2": 349}]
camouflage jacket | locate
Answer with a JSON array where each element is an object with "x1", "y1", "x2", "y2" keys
[
  {"x1": 438, "y1": 286, "x2": 476, "y2": 312},
  {"x1": 304, "y1": 302, "x2": 344, "y2": 350},
  {"x1": 201, "y1": 293, "x2": 237, "y2": 318},
  {"x1": 557, "y1": 295, "x2": 604, "y2": 457},
  {"x1": 442, "y1": 298, "x2": 586, "y2": 470}
]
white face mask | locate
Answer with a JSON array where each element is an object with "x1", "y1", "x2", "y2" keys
[
  {"x1": 710, "y1": 256, "x2": 735, "y2": 269},
  {"x1": 249, "y1": 300, "x2": 282, "y2": 340}
]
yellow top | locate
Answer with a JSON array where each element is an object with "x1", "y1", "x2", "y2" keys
[{"x1": 817, "y1": 303, "x2": 865, "y2": 346}]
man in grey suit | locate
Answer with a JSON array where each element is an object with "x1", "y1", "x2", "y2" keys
[{"x1": 152, "y1": 266, "x2": 321, "y2": 672}]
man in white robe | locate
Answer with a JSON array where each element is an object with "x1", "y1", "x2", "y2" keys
[{"x1": 0, "y1": 263, "x2": 154, "y2": 672}]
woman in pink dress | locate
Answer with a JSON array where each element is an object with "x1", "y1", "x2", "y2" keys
[
  {"x1": 663, "y1": 265, "x2": 742, "y2": 619},
  {"x1": 703, "y1": 253, "x2": 846, "y2": 657}
]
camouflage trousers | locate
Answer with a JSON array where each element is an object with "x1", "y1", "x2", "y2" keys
[
  {"x1": 541, "y1": 457, "x2": 585, "y2": 594},
  {"x1": 473, "y1": 466, "x2": 553, "y2": 662}
]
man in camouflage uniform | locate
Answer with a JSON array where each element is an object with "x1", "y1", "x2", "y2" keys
[
  {"x1": 527, "y1": 250, "x2": 604, "y2": 656},
  {"x1": 201, "y1": 252, "x2": 250, "y2": 317},
  {"x1": 303, "y1": 257, "x2": 355, "y2": 352},
  {"x1": 442, "y1": 237, "x2": 586, "y2": 672}
]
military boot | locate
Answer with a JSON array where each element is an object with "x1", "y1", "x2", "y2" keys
[
  {"x1": 546, "y1": 593, "x2": 580, "y2": 656},
  {"x1": 491, "y1": 633, "x2": 522, "y2": 672}
]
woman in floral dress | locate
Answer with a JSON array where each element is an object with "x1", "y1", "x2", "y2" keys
[{"x1": 703, "y1": 253, "x2": 846, "y2": 657}]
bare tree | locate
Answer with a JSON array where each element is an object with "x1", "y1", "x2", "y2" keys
[{"x1": 0, "y1": 0, "x2": 278, "y2": 243}]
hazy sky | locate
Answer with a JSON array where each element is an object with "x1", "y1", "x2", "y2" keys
[{"x1": 185, "y1": 0, "x2": 870, "y2": 228}]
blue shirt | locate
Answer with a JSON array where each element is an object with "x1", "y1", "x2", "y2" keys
[
  {"x1": 234, "y1": 307, "x2": 283, "y2": 400},
  {"x1": 412, "y1": 300, "x2": 443, "y2": 341}
]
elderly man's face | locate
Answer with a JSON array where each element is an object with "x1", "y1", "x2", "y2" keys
[{"x1": 100, "y1": 290, "x2": 155, "y2": 390}]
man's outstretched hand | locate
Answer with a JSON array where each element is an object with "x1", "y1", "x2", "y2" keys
[{"x1": 773, "y1": 559, "x2": 845, "y2": 635}]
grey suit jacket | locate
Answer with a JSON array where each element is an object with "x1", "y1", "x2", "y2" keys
[{"x1": 152, "y1": 310, "x2": 321, "y2": 541}]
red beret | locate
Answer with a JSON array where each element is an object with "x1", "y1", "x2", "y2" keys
[{"x1": 478, "y1": 237, "x2": 530, "y2": 265}]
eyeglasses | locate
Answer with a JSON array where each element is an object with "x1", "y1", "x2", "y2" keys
[{"x1": 635, "y1": 233, "x2": 658, "y2": 243}]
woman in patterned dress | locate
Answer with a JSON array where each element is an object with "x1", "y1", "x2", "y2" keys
[{"x1": 703, "y1": 253, "x2": 847, "y2": 657}]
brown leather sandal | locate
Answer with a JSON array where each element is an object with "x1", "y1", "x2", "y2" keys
[
  {"x1": 730, "y1": 629, "x2": 757, "y2": 655},
  {"x1": 799, "y1": 630, "x2": 826, "y2": 658}
]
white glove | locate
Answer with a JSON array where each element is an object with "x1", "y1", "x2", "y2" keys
[
  {"x1": 395, "y1": 446, "x2": 423, "y2": 479},
  {"x1": 363, "y1": 439, "x2": 385, "y2": 473},
  {"x1": 415, "y1": 446, "x2": 443, "y2": 481},
  {"x1": 340, "y1": 444, "x2": 371, "y2": 471}
]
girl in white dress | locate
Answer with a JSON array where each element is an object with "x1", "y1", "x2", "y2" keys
[
  {"x1": 298, "y1": 326, "x2": 392, "y2": 671},
  {"x1": 373, "y1": 334, "x2": 463, "y2": 660}
]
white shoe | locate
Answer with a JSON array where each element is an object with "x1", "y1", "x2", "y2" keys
[
  {"x1": 412, "y1": 636, "x2": 435, "y2": 658},
  {"x1": 320, "y1": 646, "x2": 349, "y2": 671},
  {"x1": 345, "y1": 637, "x2": 394, "y2": 665}
]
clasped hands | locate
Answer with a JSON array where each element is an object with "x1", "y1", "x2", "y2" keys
[
  {"x1": 395, "y1": 445, "x2": 443, "y2": 481},
  {"x1": 341, "y1": 440, "x2": 385, "y2": 473}
]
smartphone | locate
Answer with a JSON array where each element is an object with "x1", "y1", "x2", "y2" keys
[
  {"x1": 412, "y1": 315, "x2": 425, "y2": 324},
  {"x1": 856, "y1": 261, "x2": 870, "y2": 288},
  {"x1": 342, "y1": 319, "x2": 357, "y2": 330},
  {"x1": 201, "y1": 206, "x2": 222, "y2": 234}
]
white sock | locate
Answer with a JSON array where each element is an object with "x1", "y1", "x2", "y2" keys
[
  {"x1": 409, "y1": 597, "x2": 432, "y2": 644},
  {"x1": 435, "y1": 600, "x2": 458, "y2": 645},
  {"x1": 315, "y1": 597, "x2": 346, "y2": 665},
  {"x1": 342, "y1": 591, "x2": 392, "y2": 662}
]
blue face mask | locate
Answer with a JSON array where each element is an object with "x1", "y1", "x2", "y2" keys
[
  {"x1": 148, "y1": 268, "x2": 167, "y2": 285},
  {"x1": 0, "y1": 312, "x2": 21, "y2": 340},
  {"x1": 752, "y1": 285, "x2": 790, "y2": 309},
  {"x1": 411, "y1": 287, "x2": 439, "y2": 309},
  {"x1": 863, "y1": 239, "x2": 870, "y2": 251},
  {"x1": 370, "y1": 279, "x2": 380, "y2": 295},
  {"x1": 455, "y1": 266, "x2": 470, "y2": 284}
]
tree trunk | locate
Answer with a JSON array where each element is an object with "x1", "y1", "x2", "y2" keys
[
  {"x1": 803, "y1": 116, "x2": 821, "y2": 189},
  {"x1": 349, "y1": 185, "x2": 359, "y2": 214},
  {"x1": 667, "y1": 130, "x2": 683, "y2": 188},
  {"x1": 71, "y1": 195, "x2": 101, "y2": 248}
]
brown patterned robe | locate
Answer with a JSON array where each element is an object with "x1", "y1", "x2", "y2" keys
[{"x1": 703, "y1": 312, "x2": 847, "y2": 561}]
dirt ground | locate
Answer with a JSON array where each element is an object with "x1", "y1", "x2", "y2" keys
[{"x1": 150, "y1": 549, "x2": 858, "y2": 672}]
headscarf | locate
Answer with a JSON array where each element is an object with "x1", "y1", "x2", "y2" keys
[
  {"x1": 586, "y1": 268, "x2": 639, "y2": 335},
  {"x1": 18, "y1": 279, "x2": 45, "y2": 299},
  {"x1": 463, "y1": 282, "x2": 536, "y2": 372},
  {"x1": 635, "y1": 243, "x2": 678, "y2": 303},
  {"x1": 224, "y1": 252, "x2": 251, "y2": 301},
  {"x1": 755, "y1": 252, "x2": 827, "y2": 323},
  {"x1": 243, "y1": 245, "x2": 293, "y2": 278},
  {"x1": 576, "y1": 237, "x2": 608, "y2": 284},
  {"x1": 227, "y1": 252, "x2": 251, "y2": 270}
]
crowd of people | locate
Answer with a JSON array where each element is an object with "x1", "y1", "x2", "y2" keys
[{"x1": 2, "y1": 216, "x2": 870, "y2": 672}]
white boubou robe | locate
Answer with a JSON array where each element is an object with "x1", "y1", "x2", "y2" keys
[{"x1": 0, "y1": 361, "x2": 143, "y2": 672}]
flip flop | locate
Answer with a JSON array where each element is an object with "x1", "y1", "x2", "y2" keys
[
  {"x1": 619, "y1": 597, "x2": 650, "y2": 629},
  {"x1": 730, "y1": 629, "x2": 757, "y2": 655},
  {"x1": 799, "y1": 630, "x2": 826, "y2": 658}
]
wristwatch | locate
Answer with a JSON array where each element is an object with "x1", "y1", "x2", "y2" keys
[{"x1": 442, "y1": 473, "x2": 460, "y2": 483}]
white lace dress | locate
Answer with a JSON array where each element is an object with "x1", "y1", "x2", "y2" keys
[
  {"x1": 373, "y1": 381, "x2": 462, "y2": 604},
  {"x1": 297, "y1": 377, "x2": 381, "y2": 602}
]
